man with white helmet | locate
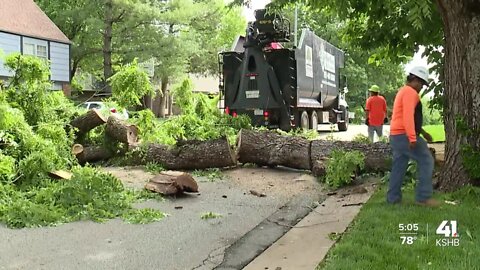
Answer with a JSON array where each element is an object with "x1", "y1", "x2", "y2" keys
[{"x1": 387, "y1": 66, "x2": 440, "y2": 207}]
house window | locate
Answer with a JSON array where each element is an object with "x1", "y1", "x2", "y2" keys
[
  {"x1": 22, "y1": 41, "x2": 48, "y2": 59},
  {"x1": 24, "y1": 43, "x2": 35, "y2": 56},
  {"x1": 37, "y1": 45, "x2": 48, "y2": 59}
]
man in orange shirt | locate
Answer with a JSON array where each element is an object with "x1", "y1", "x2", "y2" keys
[
  {"x1": 387, "y1": 66, "x2": 439, "y2": 207},
  {"x1": 365, "y1": 85, "x2": 387, "y2": 142}
]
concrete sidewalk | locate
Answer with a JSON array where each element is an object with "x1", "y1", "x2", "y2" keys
[{"x1": 243, "y1": 183, "x2": 376, "y2": 270}]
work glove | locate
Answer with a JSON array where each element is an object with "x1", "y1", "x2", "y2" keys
[{"x1": 365, "y1": 118, "x2": 369, "y2": 126}]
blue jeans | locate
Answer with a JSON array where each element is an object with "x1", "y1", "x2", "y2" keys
[
  {"x1": 387, "y1": 134, "x2": 434, "y2": 203},
  {"x1": 368, "y1": 125, "x2": 383, "y2": 142}
]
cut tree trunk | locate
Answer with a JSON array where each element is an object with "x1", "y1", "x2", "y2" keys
[
  {"x1": 131, "y1": 137, "x2": 236, "y2": 170},
  {"x1": 72, "y1": 144, "x2": 113, "y2": 165},
  {"x1": 145, "y1": 171, "x2": 198, "y2": 195},
  {"x1": 435, "y1": 0, "x2": 480, "y2": 190},
  {"x1": 70, "y1": 109, "x2": 107, "y2": 135},
  {"x1": 105, "y1": 116, "x2": 139, "y2": 144},
  {"x1": 236, "y1": 129, "x2": 311, "y2": 170},
  {"x1": 236, "y1": 129, "x2": 392, "y2": 173},
  {"x1": 310, "y1": 140, "x2": 392, "y2": 176}
]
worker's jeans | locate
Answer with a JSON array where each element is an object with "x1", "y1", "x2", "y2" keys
[
  {"x1": 368, "y1": 125, "x2": 383, "y2": 142},
  {"x1": 387, "y1": 134, "x2": 434, "y2": 203}
]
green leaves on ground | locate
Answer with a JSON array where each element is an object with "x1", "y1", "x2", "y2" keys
[
  {"x1": 131, "y1": 77, "x2": 252, "y2": 146},
  {"x1": 0, "y1": 54, "x2": 166, "y2": 228},
  {"x1": 193, "y1": 168, "x2": 224, "y2": 182},
  {"x1": 323, "y1": 150, "x2": 365, "y2": 189},
  {"x1": 122, "y1": 208, "x2": 167, "y2": 224},
  {"x1": 201, "y1": 212, "x2": 223, "y2": 220}
]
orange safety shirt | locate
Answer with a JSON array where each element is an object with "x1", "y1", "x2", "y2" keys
[
  {"x1": 390, "y1": 85, "x2": 423, "y2": 143},
  {"x1": 366, "y1": 95, "x2": 387, "y2": 126}
]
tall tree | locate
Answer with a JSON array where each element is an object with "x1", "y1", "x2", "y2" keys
[{"x1": 267, "y1": 0, "x2": 480, "y2": 190}]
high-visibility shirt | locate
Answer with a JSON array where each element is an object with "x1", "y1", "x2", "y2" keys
[
  {"x1": 390, "y1": 85, "x2": 423, "y2": 143},
  {"x1": 366, "y1": 95, "x2": 387, "y2": 126}
]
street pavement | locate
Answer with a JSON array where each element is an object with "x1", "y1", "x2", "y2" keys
[{"x1": 0, "y1": 169, "x2": 322, "y2": 270}]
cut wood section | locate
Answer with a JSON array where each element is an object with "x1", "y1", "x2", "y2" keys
[
  {"x1": 70, "y1": 109, "x2": 107, "y2": 135},
  {"x1": 48, "y1": 170, "x2": 73, "y2": 180},
  {"x1": 105, "y1": 116, "x2": 139, "y2": 144},
  {"x1": 145, "y1": 171, "x2": 198, "y2": 195},
  {"x1": 235, "y1": 129, "x2": 393, "y2": 176},
  {"x1": 310, "y1": 140, "x2": 392, "y2": 176},
  {"x1": 132, "y1": 137, "x2": 236, "y2": 170},
  {"x1": 236, "y1": 129, "x2": 311, "y2": 170},
  {"x1": 72, "y1": 144, "x2": 113, "y2": 165}
]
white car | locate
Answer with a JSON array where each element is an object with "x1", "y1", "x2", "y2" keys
[{"x1": 80, "y1": 101, "x2": 129, "y2": 120}]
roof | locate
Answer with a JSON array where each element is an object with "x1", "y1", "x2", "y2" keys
[{"x1": 0, "y1": 0, "x2": 70, "y2": 44}]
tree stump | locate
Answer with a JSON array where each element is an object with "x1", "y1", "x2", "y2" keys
[
  {"x1": 72, "y1": 144, "x2": 113, "y2": 165},
  {"x1": 145, "y1": 171, "x2": 198, "y2": 195},
  {"x1": 70, "y1": 109, "x2": 107, "y2": 135},
  {"x1": 105, "y1": 116, "x2": 139, "y2": 145},
  {"x1": 236, "y1": 129, "x2": 311, "y2": 170},
  {"x1": 131, "y1": 137, "x2": 237, "y2": 170}
]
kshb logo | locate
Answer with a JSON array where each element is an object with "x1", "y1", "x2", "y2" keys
[{"x1": 436, "y1": 220, "x2": 460, "y2": 247}]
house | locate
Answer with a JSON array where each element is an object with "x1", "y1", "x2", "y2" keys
[{"x1": 0, "y1": 0, "x2": 71, "y2": 95}]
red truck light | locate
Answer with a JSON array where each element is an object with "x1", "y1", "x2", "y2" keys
[
  {"x1": 225, "y1": 106, "x2": 230, "y2": 115},
  {"x1": 263, "y1": 111, "x2": 269, "y2": 120},
  {"x1": 232, "y1": 111, "x2": 238, "y2": 117}
]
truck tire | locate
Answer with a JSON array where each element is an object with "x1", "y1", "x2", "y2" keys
[
  {"x1": 337, "y1": 106, "x2": 349, "y2": 132},
  {"x1": 310, "y1": 111, "x2": 318, "y2": 131},
  {"x1": 300, "y1": 111, "x2": 309, "y2": 130}
]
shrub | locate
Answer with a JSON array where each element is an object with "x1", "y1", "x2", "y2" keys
[{"x1": 324, "y1": 150, "x2": 365, "y2": 188}]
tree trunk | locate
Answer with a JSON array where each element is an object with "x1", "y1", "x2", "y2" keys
[
  {"x1": 70, "y1": 109, "x2": 107, "y2": 136},
  {"x1": 159, "y1": 76, "x2": 168, "y2": 118},
  {"x1": 168, "y1": 93, "x2": 173, "y2": 116},
  {"x1": 130, "y1": 137, "x2": 236, "y2": 170},
  {"x1": 236, "y1": 129, "x2": 392, "y2": 173},
  {"x1": 435, "y1": 0, "x2": 480, "y2": 190},
  {"x1": 310, "y1": 140, "x2": 392, "y2": 173},
  {"x1": 72, "y1": 144, "x2": 113, "y2": 165},
  {"x1": 145, "y1": 171, "x2": 198, "y2": 195},
  {"x1": 105, "y1": 116, "x2": 139, "y2": 145},
  {"x1": 103, "y1": 0, "x2": 113, "y2": 92},
  {"x1": 236, "y1": 129, "x2": 311, "y2": 170}
]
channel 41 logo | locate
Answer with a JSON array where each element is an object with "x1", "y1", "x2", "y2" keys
[{"x1": 435, "y1": 220, "x2": 460, "y2": 247}]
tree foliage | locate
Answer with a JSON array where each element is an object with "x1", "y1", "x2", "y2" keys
[{"x1": 108, "y1": 59, "x2": 154, "y2": 108}]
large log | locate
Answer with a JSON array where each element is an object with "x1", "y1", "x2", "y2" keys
[
  {"x1": 105, "y1": 116, "x2": 139, "y2": 144},
  {"x1": 145, "y1": 171, "x2": 198, "y2": 195},
  {"x1": 236, "y1": 129, "x2": 392, "y2": 174},
  {"x1": 310, "y1": 140, "x2": 392, "y2": 176},
  {"x1": 132, "y1": 137, "x2": 236, "y2": 170},
  {"x1": 72, "y1": 144, "x2": 113, "y2": 164},
  {"x1": 236, "y1": 129, "x2": 311, "y2": 170},
  {"x1": 70, "y1": 109, "x2": 107, "y2": 135}
]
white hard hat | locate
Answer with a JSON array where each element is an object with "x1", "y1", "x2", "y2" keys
[{"x1": 409, "y1": 66, "x2": 429, "y2": 84}]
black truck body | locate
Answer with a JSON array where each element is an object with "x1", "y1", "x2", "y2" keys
[{"x1": 219, "y1": 9, "x2": 349, "y2": 131}]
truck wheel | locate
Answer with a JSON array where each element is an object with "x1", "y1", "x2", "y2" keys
[
  {"x1": 310, "y1": 111, "x2": 318, "y2": 131},
  {"x1": 300, "y1": 111, "x2": 309, "y2": 130},
  {"x1": 337, "y1": 106, "x2": 349, "y2": 132}
]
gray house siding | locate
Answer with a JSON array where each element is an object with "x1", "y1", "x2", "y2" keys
[
  {"x1": 0, "y1": 32, "x2": 21, "y2": 77},
  {"x1": 0, "y1": 31, "x2": 70, "y2": 84},
  {"x1": 50, "y1": 42, "x2": 69, "y2": 82}
]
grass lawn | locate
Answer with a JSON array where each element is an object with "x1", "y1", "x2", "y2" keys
[
  {"x1": 317, "y1": 185, "x2": 480, "y2": 270},
  {"x1": 423, "y1": 125, "x2": 445, "y2": 142}
]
